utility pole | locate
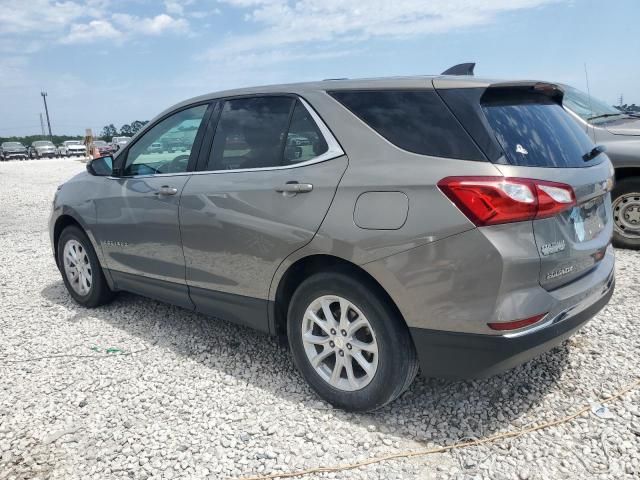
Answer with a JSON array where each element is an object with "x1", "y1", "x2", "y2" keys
[
  {"x1": 619, "y1": 94, "x2": 624, "y2": 108},
  {"x1": 40, "y1": 91, "x2": 53, "y2": 140},
  {"x1": 39, "y1": 113, "x2": 46, "y2": 137}
]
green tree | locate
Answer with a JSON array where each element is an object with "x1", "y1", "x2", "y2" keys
[
  {"x1": 130, "y1": 120, "x2": 149, "y2": 135},
  {"x1": 100, "y1": 124, "x2": 118, "y2": 140},
  {"x1": 120, "y1": 124, "x2": 133, "y2": 136}
]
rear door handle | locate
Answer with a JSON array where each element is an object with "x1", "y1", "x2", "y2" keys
[
  {"x1": 156, "y1": 185, "x2": 178, "y2": 196},
  {"x1": 275, "y1": 182, "x2": 313, "y2": 194}
]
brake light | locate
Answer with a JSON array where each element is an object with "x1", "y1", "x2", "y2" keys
[
  {"x1": 437, "y1": 177, "x2": 576, "y2": 226},
  {"x1": 487, "y1": 313, "x2": 547, "y2": 331}
]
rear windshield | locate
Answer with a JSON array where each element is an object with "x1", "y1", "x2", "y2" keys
[
  {"x1": 328, "y1": 90, "x2": 483, "y2": 160},
  {"x1": 482, "y1": 93, "x2": 597, "y2": 168}
]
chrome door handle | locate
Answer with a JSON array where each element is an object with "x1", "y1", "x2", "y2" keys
[
  {"x1": 275, "y1": 182, "x2": 313, "y2": 194},
  {"x1": 156, "y1": 185, "x2": 178, "y2": 196}
]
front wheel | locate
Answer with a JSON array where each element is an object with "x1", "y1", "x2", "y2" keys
[
  {"x1": 57, "y1": 226, "x2": 114, "y2": 307},
  {"x1": 287, "y1": 271, "x2": 418, "y2": 412},
  {"x1": 612, "y1": 177, "x2": 640, "y2": 250}
]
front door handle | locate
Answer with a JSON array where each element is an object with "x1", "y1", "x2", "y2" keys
[
  {"x1": 275, "y1": 182, "x2": 313, "y2": 194},
  {"x1": 156, "y1": 185, "x2": 178, "y2": 196}
]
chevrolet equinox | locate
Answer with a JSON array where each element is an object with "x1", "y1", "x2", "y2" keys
[{"x1": 50, "y1": 76, "x2": 615, "y2": 411}]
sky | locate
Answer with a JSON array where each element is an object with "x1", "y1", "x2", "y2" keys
[{"x1": 0, "y1": 0, "x2": 638, "y2": 137}]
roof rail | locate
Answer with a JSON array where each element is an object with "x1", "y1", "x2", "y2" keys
[{"x1": 441, "y1": 63, "x2": 475, "y2": 76}]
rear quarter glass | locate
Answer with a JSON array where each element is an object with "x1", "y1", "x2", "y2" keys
[
  {"x1": 328, "y1": 90, "x2": 485, "y2": 161},
  {"x1": 481, "y1": 92, "x2": 602, "y2": 168}
]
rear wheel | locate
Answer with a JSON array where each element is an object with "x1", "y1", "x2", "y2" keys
[
  {"x1": 287, "y1": 271, "x2": 418, "y2": 412},
  {"x1": 57, "y1": 226, "x2": 114, "y2": 307},
  {"x1": 612, "y1": 177, "x2": 640, "y2": 250}
]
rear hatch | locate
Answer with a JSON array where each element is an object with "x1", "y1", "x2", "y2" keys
[{"x1": 436, "y1": 80, "x2": 614, "y2": 290}]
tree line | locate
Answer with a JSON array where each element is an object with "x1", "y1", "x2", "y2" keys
[
  {"x1": 0, "y1": 134, "x2": 83, "y2": 145},
  {"x1": 1, "y1": 120, "x2": 150, "y2": 146},
  {"x1": 100, "y1": 120, "x2": 149, "y2": 141}
]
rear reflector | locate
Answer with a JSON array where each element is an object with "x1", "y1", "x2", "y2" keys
[
  {"x1": 487, "y1": 313, "x2": 548, "y2": 331},
  {"x1": 438, "y1": 176, "x2": 576, "y2": 226}
]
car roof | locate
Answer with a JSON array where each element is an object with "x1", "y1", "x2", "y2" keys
[
  {"x1": 159, "y1": 74, "x2": 551, "y2": 115},
  {"x1": 173, "y1": 75, "x2": 492, "y2": 105}
]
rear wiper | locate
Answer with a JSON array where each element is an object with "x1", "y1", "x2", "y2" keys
[
  {"x1": 583, "y1": 144, "x2": 607, "y2": 162},
  {"x1": 587, "y1": 113, "x2": 623, "y2": 121}
]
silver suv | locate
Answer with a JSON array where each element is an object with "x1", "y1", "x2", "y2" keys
[{"x1": 50, "y1": 76, "x2": 615, "y2": 411}]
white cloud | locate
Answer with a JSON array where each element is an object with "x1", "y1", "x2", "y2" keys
[
  {"x1": 0, "y1": 1, "x2": 190, "y2": 48},
  {"x1": 206, "y1": 0, "x2": 560, "y2": 62},
  {"x1": 112, "y1": 13, "x2": 190, "y2": 36},
  {"x1": 61, "y1": 20, "x2": 121, "y2": 44},
  {"x1": 0, "y1": 1, "x2": 84, "y2": 34}
]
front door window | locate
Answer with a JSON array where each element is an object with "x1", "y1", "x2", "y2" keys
[{"x1": 124, "y1": 104, "x2": 208, "y2": 176}]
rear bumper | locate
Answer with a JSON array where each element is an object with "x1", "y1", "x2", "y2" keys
[{"x1": 410, "y1": 272, "x2": 614, "y2": 378}]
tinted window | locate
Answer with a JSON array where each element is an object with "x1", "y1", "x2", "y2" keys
[
  {"x1": 207, "y1": 96, "x2": 294, "y2": 170},
  {"x1": 329, "y1": 90, "x2": 483, "y2": 160},
  {"x1": 124, "y1": 104, "x2": 208, "y2": 176},
  {"x1": 482, "y1": 95, "x2": 597, "y2": 168},
  {"x1": 284, "y1": 101, "x2": 328, "y2": 165}
]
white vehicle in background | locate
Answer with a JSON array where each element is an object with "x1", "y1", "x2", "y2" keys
[
  {"x1": 59, "y1": 140, "x2": 87, "y2": 157},
  {"x1": 111, "y1": 136, "x2": 131, "y2": 152}
]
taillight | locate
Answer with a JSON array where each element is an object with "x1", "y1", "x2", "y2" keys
[{"x1": 437, "y1": 176, "x2": 576, "y2": 226}]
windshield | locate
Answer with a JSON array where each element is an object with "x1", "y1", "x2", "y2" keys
[
  {"x1": 482, "y1": 93, "x2": 597, "y2": 168},
  {"x1": 34, "y1": 141, "x2": 53, "y2": 147},
  {"x1": 562, "y1": 85, "x2": 622, "y2": 121},
  {"x1": 93, "y1": 141, "x2": 107, "y2": 146},
  {"x1": 2, "y1": 142, "x2": 22, "y2": 148},
  {"x1": 65, "y1": 141, "x2": 81, "y2": 145}
]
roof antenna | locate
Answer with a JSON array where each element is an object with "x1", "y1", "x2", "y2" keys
[
  {"x1": 441, "y1": 63, "x2": 475, "y2": 76},
  {"x1": 584, "y1": 62, "x2": 596, "y2": 143}
]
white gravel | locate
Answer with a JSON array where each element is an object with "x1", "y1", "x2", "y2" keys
[{"x1": 0, "y1": 158, "x2": 638, "y2": 480}]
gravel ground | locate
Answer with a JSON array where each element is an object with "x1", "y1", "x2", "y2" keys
[{"x1": 0, "y1": 158, "x2": 638, "y2": 480}]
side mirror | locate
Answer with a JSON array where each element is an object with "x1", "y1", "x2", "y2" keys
[{"x1": 86, "y1": 155, "x2": 113, "y2": 176}]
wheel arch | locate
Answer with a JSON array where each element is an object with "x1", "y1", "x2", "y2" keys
[
  {"x1": 53, "y1": 214, "x2": 84, "y2": 268},
  {"x1": 614, "y1": 166, "x2": 640, "y2": 183},
  {"x1": 271, "y1": 254, "x2": 409, "y2": 342}
]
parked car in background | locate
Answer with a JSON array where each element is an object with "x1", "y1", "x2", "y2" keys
[
  {"x1": 30, "y1": 140, "x2": 56, "y2": 159},
  {"x1": 147, "y1": 142, "x2": 163, "y2": 154},
  {"x1": 59, "y1": 140, "x2": 87, "y2": 158},
  {"x1": 561, "y1": 85, "x2": 640, "y2": 249},
  {"x1": 50, "y1": 76, "x2": 615, "y2": 411},
  {"x1": 111, "y1": 136, "x2": 131, "y2": 152},
  {"x1": 165, "y1": 138, "x2": 186, "y2": 153},
  {"x1": 91, "y1": 140, "x2": 113, "y2": 157},
  {"x1": 1, "y1": 141, "x2": 28, "y2": 160}
]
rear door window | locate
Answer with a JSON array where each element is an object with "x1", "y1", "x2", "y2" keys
[
  {"x1": 482, "y1": 93, "x2": 598, "y2": 168},
  {"x1": 206, "y1": 96, "x2": 294, "y2": 171},
  {"x1": 328, "y1": 90, "x2": 484, "y2": 160},
  {"x1": 284, "y1": 101, "x2": 328, "y2": 165}
]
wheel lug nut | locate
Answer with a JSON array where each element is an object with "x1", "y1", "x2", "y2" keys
[
  {"x1": 346, "y1": 343, "x2": 352, "y2": 350},
  {"x1": 330, "y1": 329, "x2": 336, "y2": 335},
  {"x1": 329, "y1": 341, "x2": 335, "y2": 348},
  {"x1": 341, "y1": 330, "x2": 347, "y2": 336},
  {"x1": 338, "y1": 350, "x2": 344, "y2": 356}
]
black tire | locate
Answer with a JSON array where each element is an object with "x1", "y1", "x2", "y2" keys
[
  {"x1": 287, "y1": 270, "x2": 419, "y2": 412},
  {"x1": 612, "y1": 177, "x2": 640, "y2": 250},
  {"x1": 57, "y1": 226, "x2": 114, "y2": 307}
]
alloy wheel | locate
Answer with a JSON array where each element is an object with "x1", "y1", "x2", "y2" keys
[
  {"x1": 63, "y1": 239, "x2": 93, "y2": 296},
  {"x1": 301, "y1": 295, "x2": 379, "y2": 391}
]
